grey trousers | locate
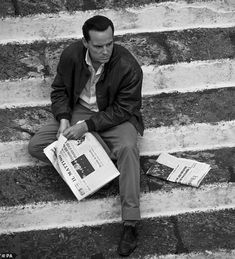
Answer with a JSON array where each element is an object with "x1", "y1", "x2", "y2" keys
[{"x1": 28, "y1": 104, "x2": 141, "y2": 220}]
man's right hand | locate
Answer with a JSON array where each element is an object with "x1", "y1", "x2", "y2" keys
[{"x1": 56, "y1": 119, "x2": 70, "y2": 139}]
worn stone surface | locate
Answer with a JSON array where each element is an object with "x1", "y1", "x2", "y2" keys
[
  {"x1": 1, "y1": 27, "x2": 235, "y2": 80},
  {"x1": 0, "y1": 0, "x2": 200, "y2": 17},
  {"x1": 0, "y1": 165, "x2": 73, "y2": 206},
  {"x1": 177, "y1": 209, "x2": 235, "y2": 252},
  {"x1": 0, "y1": 218, "x2": 176, "y2": 258},
  {"x1": 4, "y1": 0, "x2": 234, "y2": 17},
  {"x1": 0, "y1": 41, "x2": 61, "y2": 80},
  {"x1": 0, "y1": 106, "x2": 53, "y2": 142},
  {"x1": 142, "y1": 88, "x2": 235, "y2": 128},
  {"x1": 0, "y1": 164, "x2": 120, "y2": 206},
  {"x1": 116, "y1": 28, "x2": 235, "y2": 65},
  {"x1": 0, "y1": 210, "x2": 234, "y2": 258},
  {"x1": 1, "y1": 87, "x2": 234, "y2": 142},
  {"x1": 0, "y1": 0, "x2": 15, "y2": 17},
  {"x1": 0, "y1": 148, "x2": 233, "y2": 206},
  {"x1": 141, "y1": 147, "x2": 235, "y2": 191},
  {"x1": 65, "y1": 0, "x2": 171, "y2": 12},
  {"x1": 15, "y1": 0, "x2": 67, "y2": 16}
]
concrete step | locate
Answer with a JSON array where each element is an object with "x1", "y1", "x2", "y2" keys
[
  {"x1": 1, "y1": 1, "x2": 235, "y2": 44},
  {"x1": 1, "y1": 181, "x2": 235, "y2": 235},
  {"x1": 2, "y1": 0, "x2": 235, "y2": 18},
  {"x1": 1, "y1": 86, "x2": 235, "y2": 167},
  {"x1": 1, "y1": 87, "x2": 234, "y2": 142},
  {"x1": 1, "y1": 208, "x2": 234, "y2": 258},
  {"x1": 0, "y1": 147, "x2": 233, "y2": 207},
  {"x1": 1, "y1": 1, "x2": 234, "y2": 258},
  {"x1": 1, "y1": 27, "x2": 235, "y2": 81},
  {"x1": 1, "y1": 120, "x2": 235, "y2": 170},
  {"x1": 1, "y1": 59, "x2": 235, "y2": 109}
]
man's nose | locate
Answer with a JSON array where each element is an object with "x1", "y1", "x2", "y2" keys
[{"x1": 103, "y1": 46, "x2": 108, "y2": 54}]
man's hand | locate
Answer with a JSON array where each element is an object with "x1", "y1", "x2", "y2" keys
[
  {"x1": 57, "y1": 119, "x2": 70, "y2": 139},
  {"x1": 63, "y1": 121, "x2": 88, "y2": 140}
]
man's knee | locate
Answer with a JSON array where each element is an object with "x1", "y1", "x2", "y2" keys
[
  {"x1": 28, "y1": 135, "x2": 52, "y2": 163},
  {"x1": 28, "y1": 121, "x2": 58, "y2": 161},
  {"x1": 116, "y1": 141, "x2": 139, "y2": 158}
]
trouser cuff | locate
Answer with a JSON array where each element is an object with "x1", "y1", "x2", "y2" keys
[{"x1": 122, "y1": 207, "x2": 141, "y2": 221}]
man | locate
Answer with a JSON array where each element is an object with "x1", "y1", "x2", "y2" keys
[{"x1": 28, "y1": 15, "x2": 144, "y2": 256}]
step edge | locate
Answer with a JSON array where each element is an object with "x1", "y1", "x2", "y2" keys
[{"x1": 0, "y1": 182, "x2": 234, "y2": 234}]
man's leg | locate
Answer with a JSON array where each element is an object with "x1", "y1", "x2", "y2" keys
[
  {"x1": 100, "y1": 121, "x2": 140, "y2": 221},
  {"x1": 99, "y1": 122, "x2": 140, "y2": 256},
  {"x1": 28, "y1": 119, "x2": 59, "y2": 163},
  {"x1": 29, "y1": 107, "x2": 140, "y2": 217}
]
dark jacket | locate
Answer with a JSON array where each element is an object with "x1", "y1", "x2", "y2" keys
[{"x1": 51, "y1": 41, "x2": 144, "y2": 135}]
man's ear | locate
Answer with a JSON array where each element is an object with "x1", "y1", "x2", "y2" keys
[{"x1": 82, "y1": 37, "x2": 88, "y2": 48}]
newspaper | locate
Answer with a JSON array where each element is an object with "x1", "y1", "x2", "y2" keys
[
  {"x1": 146, "y1": 153, "x2": 211, "y2": 187},
  {"x1": 44, "y1": 133, "x2": 120, "y2": 201}
]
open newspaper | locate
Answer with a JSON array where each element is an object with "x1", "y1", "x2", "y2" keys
[
  {"x1": 146, "y1": 153, "x2": 211, "y2": 187},
  {"x1": 44, "y1": 133, "x2": 120, "y2": 201}
]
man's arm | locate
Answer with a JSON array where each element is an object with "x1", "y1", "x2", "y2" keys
[
  {"x1": 51, "y1": 49, "x2": 73, "y2": 122},
  {"x1": 86, "y1": 65, "x2": 143, "y2": 132},
  {"x1": 51, "y1": 50, "x2": 74, "y2": 138}
]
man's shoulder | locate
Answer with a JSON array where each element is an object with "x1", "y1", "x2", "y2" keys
[
  {"x1": 60, "y1": 41, "x2": 84, "y2": 61},
  {"x1": 113, "y1": 44, "x2": 133, "y2": 60},
  {"x1": 112, "y1": 44, "x2": 142, "y2": 72}
]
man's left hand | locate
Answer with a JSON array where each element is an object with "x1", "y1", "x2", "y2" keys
[{"x1": 62, "y1": 122, "x2": 88, "y2": 140}]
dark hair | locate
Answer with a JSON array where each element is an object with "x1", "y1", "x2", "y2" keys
[{"x1": 82, "y1": 15, "x2": 114, "y2": 41}]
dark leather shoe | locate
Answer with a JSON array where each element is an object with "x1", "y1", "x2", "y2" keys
[{"x1": 117, "y1": 225, "x2": 137, "y2": 256}]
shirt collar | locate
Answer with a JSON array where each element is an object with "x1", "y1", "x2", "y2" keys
[{"x1": 85, "y1": 50, "x2": 104, "y2": 75}]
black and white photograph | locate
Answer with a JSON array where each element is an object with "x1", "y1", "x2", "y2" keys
[
  {"x1": 0, "y1": 0, "x2": 235, "y2": 258},
  {"x1": 71, "y1": 154, "x2": 95, "y2": 179}
]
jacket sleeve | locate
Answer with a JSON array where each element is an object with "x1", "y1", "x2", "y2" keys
[
  {"x1": 85, "y1": 64, "x2": 143, "y2": 132},
  {"x1": 50, "y1": 50, "x2": 73, "y2": 121}
]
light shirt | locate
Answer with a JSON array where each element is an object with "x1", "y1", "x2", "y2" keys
[{"x1": 79, "y1": 50, "x2": 104, "y2": 112}]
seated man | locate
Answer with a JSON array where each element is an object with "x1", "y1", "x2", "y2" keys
[{"x1": 28, "y1": 15, "x2": 144, "y2": 257}]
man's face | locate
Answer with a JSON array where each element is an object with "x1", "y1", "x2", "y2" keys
[{"x1": 83, "y1": 26, "x2": 114, "y2": 65}]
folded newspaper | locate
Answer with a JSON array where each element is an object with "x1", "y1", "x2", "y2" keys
[
  {"x1": 146, "y1": 153, "x2": 211, "y2": 187},
  {"x1": 44, "y1": 133, "x2": 120, "y2": 201}
]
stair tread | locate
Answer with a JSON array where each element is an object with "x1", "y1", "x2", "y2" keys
[{"x1": 0, "y1": 148, "x2": 233, "y2": 207}]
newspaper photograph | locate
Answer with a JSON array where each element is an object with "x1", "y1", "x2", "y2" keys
[
  {"x1": 44, "y1": 133, "x2": 120, "y2": 201},
  {"x1": 146, "y1": 153, "x2": 211, "y2": 187}
]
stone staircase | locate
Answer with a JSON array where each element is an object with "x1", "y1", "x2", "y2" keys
[{"x1": 0, "y1": 0, "x2": 235, "y2": 258}]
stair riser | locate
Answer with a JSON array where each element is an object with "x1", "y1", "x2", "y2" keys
[
  {"x1": 0, "y1": 147, "x2": 233, "y2": 207},
  {"x1": 1, "y1": 27, "x2": 235, "y2": 80},
  {"x1": 0, "y1": 208, "x2": 234, "y2": 258},
  {"x1": 1, "y1": 60, "x2": 235, "y2": 109},
  {"x1": 1, "y1": 87, "x2": 235, "y2": 142}
]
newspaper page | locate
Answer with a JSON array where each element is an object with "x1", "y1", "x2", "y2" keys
[
  {"x1": 146, "y1": 153, "x2": 211, "y2": 187},
  {"x1": 44, "y1": 133, "x2": 120, "y2": 201}
]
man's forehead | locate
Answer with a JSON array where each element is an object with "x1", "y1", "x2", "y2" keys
[{"x1": 88, "y1": 26, "x2": 113, "y2": 43}]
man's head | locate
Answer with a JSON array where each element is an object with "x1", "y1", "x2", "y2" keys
[{"x1": 82, "y1": 15, "x2": 114, "y2": 65}]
